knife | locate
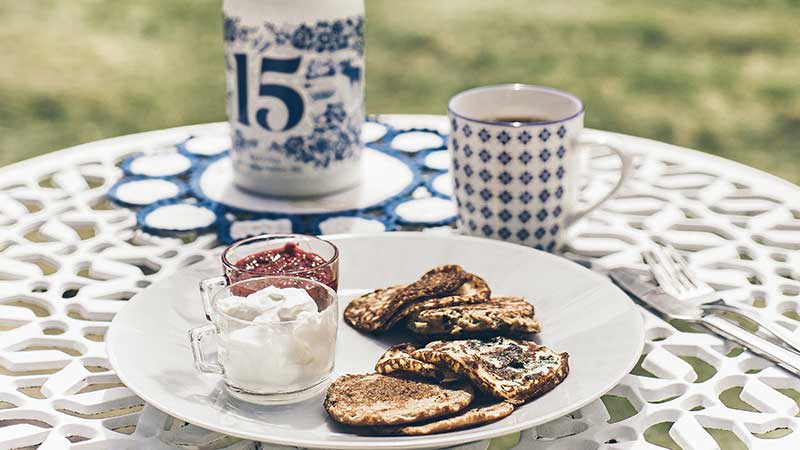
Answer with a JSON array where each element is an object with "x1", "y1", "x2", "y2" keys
[{"x1": 609, "y1": 267, "x2": 800, "y2": 377}]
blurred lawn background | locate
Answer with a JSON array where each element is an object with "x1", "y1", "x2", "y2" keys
[{"x1": 1, "y1": 0, "x2": 799, "y2": 185}]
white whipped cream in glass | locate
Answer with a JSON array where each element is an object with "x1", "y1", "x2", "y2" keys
[{"x1": 216, "y1": 286, "x2": 337, "y2": 394}]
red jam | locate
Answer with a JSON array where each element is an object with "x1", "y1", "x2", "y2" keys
[{"x1": 232, "y1": 242, "x2": 337, "y2": 290}]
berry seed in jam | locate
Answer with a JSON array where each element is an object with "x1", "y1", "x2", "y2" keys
[{"x1": 232, "y1": 242, "x2": 337, "y2": 290}]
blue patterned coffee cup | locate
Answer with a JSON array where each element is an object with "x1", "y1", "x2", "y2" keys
[
  {"x1": 223, "y1": 0, "x2": 365, "y2": 197},
  {"x1": 448, "y1": 84, "x2": 632, "y2": 251}
]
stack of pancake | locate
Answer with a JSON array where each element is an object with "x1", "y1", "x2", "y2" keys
[
  {"x1": 326, "y1": 265, "x2": 569, "y2": 436},
  {"x1": 343, "y1": 264, "x2": 542, "y2": 339},
  {"x1": 324, "y1": 337, "x2": 569, "y2": 435}
]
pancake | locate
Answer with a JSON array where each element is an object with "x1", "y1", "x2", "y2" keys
[
  {"x1": 343, "y1": 285, "x2": 406, "y2": 331},
  {"x1": 411, "y1": 337, "x2": 569, "y2": 405},
  {"x1": 371, "y1": 401, "x2": 515, "y2": 435},
  {"x1": 343, "y1": 265, "x2": 468, "y2": 332},
  {"x1": 407, "y1": 297, "x2": 541, "y2": 338},
  {"x1": 324, "y1": 373, "x2": 474, "y2": 426},
  {"x1": 381, "y1": 273, "x2": 491, "y2": 330},
  {"x1": 374, "y1": 343, "x2": 459, "y2": 381}
]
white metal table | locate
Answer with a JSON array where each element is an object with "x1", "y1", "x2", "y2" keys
[{"x1": 1, "y1": 115, "x2": 799, "y2": 450}]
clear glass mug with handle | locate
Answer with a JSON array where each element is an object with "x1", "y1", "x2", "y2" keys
[{"x1": 189, "y1": 275, "x2": 338, "y2": 405}]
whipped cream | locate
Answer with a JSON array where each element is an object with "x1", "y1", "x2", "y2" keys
[
  {"x1": 217, "y1": 286, "x2": 320, "y2": 322},
  {"x1": 216, "y1": 286, "x2": 337, "y2": 394}
]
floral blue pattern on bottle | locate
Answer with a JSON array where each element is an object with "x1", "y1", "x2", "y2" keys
[
  {"x1": 224, "y1": 15, "x2": 365, "y2": 56},
  {"x1": 224, "y1": 11, "x2": 365, "y2": 176}
]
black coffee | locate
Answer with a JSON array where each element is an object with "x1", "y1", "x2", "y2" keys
[{"x1": 482, "y1": 115, "x2": 553, "y2": 124}]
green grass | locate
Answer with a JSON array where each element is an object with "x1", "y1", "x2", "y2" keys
[{"x1": 2, "y1": 0, "x2": 800, "y2": 183}]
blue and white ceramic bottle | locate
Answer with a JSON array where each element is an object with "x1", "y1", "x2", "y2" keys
[{"x1": 223, "y1": 0, "x2": 365, "y2": 197}]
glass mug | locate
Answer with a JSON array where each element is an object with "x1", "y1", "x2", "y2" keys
[
  {"x1": 199, "y1": 234, "x2": 339, "y2": 318},
  {"x1": 189, "y1": 275, "x2": 338, "y2": 404}
]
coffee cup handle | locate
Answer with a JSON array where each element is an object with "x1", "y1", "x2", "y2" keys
[
  {"x1": 188, "y1": 324, "x2": 223, "y2": 374},
  {"x1": 566, "y1": 136, "x2": 633, "y2": 227},
  {"x1": 199, "y1": 276, "x2": 228, "y2": 320}
]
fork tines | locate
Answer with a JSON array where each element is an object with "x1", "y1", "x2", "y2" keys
[{"x1": 644, "y1": 245, "x2": 713, "y2": 300}]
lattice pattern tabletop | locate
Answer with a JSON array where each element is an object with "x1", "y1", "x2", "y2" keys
[{"x1": 1, "y1": 115, "x2": 799, "y2": 450}]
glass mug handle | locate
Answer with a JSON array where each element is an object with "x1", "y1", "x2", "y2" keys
[
  {"x1": 188, "y1": 324, "x2": 223, "y2": 374},
  {"x1": 199, "y1": 276, "x2": 228, "y2": 320},
  {"x1": 566, "y1": 136, "x2": 634, "y2": 227}
]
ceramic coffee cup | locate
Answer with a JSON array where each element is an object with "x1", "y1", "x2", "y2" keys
[{"x1": 448, "y1": 84, "x2": 632, "y2": 251}]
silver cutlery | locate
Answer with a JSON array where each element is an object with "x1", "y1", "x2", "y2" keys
[
  {"x1": 643, "y1": 245, "x2": 800, "y2": 355},
  {"x1": 609, "y1": 267, "x2": 800, "y2": 377}
]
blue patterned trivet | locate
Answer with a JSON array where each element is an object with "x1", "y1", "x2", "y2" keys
[
  {"x1": 107, "y1": 118, "x2": 460, "y2": 243},
  {"x1": 388, "y1": 196, "x2": 457, "y2": 226},
  {"x1": 417, "y1": 149, "x2": 451, "y2": 171},
  {"x1": 121, "y1": 150, "x2": 195, "y2": 177},
  {"x1": 137, "y1": 199, "x2": 219, "y2": 236},
  {"x1": 177, "y1": 134, "x2": 231, "y2": 158},
  {"x1": 426, "y1": 171, "x2": 453, "y2": 198},
  {"x1": 385, "y1": 129, "x2": 446, "y2": 153},
  {"x1": 107, "y1": 176, "x2": 188, "y2": 207}
]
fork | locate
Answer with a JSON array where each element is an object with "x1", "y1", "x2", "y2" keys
[{"x1": 644, "y1": 245, "x2": 800, "y2": 355}]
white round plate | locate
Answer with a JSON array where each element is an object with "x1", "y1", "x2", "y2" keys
[{"x1": 107, "y1": 233, "x2": 644, "y2": 449}]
